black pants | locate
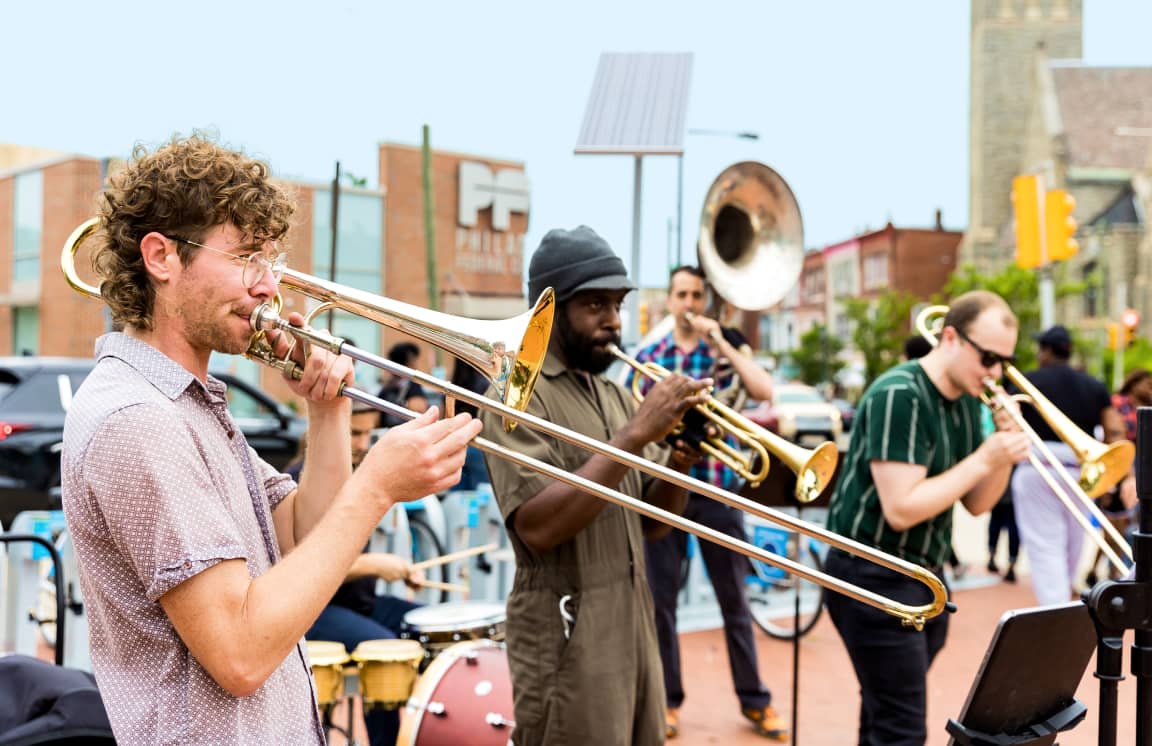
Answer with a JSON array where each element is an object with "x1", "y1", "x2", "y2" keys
[
  {"x1": 987, "y1": 500, "x2": 1020, "y2": 562},
  {"x1": 645, "y1": 494, "x2": 771, "y2": 710},
  {"x1": 825, "y1": 550, "x2": 950, "y2": 746}
]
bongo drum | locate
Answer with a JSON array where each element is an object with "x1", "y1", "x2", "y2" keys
[
  {"x1": 306, "y1": 640, "x2": 350, "y2": 708},
  {"x1": 350, "y1": 638, "x2": 425, "y2": 709}
]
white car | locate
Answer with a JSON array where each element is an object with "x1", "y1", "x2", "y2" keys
[{"x1": 751, "y1": 383, "x2": 843, "y2": 446}]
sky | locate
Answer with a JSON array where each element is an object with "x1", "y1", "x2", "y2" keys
[{"x1": 6, "y1": 1, "x2": 1152, "y2": 289}]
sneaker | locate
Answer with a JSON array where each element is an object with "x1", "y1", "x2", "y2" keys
[
  {"x1": 742, "y1": 704, "x2": 789, "y2": 741},
  {"x1": 987, "y1": 558, "x2": 999, "y2": 574},
  {"x1": 665, "y1": 707, "x2": 679, "y2": 739},
  {"x1": 1004, "y1": 566, "x2": 1017, "y2": 583}
]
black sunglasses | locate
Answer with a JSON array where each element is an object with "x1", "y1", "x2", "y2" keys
[{"x1": 954, "y1": 327, "x2": 1016, "y2": 369}]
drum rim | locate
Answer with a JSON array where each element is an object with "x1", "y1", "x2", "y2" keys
[
  {"x1": 399, "y1": 639, "x2": 506, "y2": 744},
  {"x1": 400, "y1": 602, "x2": 507, "y2": 633}
]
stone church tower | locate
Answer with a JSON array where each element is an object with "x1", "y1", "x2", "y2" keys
[{"x1": 962, "y1": 0, "x2": 1081, "y2": 268}]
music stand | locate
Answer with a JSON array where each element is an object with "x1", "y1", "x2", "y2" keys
[{"x1": 945, "y1": 602, "x2": 1096, "y2": 746}]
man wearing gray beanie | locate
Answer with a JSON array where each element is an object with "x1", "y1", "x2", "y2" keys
[{"x1": 481, "y1": 225, "x2": 712, "y2": 745}]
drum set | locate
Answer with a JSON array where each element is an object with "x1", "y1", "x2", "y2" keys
[{"x1": 306, "y1": 601, "x2": 514, "y2": 746}]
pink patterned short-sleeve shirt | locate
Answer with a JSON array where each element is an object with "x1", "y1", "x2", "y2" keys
[{"x1": 62, "y1": 333, "x2": 324, "y2": 744}]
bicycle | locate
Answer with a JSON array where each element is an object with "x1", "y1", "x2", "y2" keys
[{"x1": 744, "y1": 519, "x2": 826, "y2": 640}]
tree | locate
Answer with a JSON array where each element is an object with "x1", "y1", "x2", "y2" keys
[
  {"x1": 790, "y1": 324, "x2": 844, "y2": 385},
  {"x1": 844, "y1": 290, "x2": 919, "y2": 389}
]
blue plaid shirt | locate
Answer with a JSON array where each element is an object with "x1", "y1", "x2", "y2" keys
[{"x1": 629, "y1": 334, "x2": 738, "y2": 491}]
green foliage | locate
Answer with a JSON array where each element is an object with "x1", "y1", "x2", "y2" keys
[
  {"x1": 1101, "y1": 337, "x2": 1152, "y2": 388},
  {"x1": 937, "y1": 263, "x2": 1042, "y2": 371},
  {"x1": 844, "y1": 290, "x2": 920, "y2": 388},
  {"x1": 790, "y1": 324, "x2": 844, "y2": 385}
]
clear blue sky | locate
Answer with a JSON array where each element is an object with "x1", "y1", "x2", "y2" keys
[{"x1": 6, "y1": 1, "x2": 1152, "y2": 288}]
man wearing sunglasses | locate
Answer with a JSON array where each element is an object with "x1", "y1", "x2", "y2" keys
[
  {"x1": 61, "y1": 134, "x2": 482, "y2": 745},
  {"x1": 1009, "y1": 325, "x2": 1124, "y2": 605},
  {"x1": 824, "y1": 290, "x2": 1032, "y2": 746}
]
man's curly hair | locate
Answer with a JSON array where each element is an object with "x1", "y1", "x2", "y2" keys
[{"x1": 94, "y1": 133, "x2": 295, "y2": 330}]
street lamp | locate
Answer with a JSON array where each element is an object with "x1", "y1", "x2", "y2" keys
[{"x1": 677, "y1": 128, "x2": 760, "y2": 265}]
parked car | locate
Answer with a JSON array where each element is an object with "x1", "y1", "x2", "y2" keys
[
  {"x1": 829, "y1": 397, "x2": 856, "y2": 432},
  {"x1": 742, "y1": 383, "x2": 842, "y2": 446},
  {"x1": 0, "y1": 357, "x2": 306, "y2": 530}
]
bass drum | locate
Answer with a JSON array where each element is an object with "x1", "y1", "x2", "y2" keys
[{"x1": 397, "y1": 639, "x2": 514, "y2": 746}]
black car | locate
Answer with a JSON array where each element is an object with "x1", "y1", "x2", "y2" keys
[{"x1": 0, "y1": 357, "x2": 306, "y2": 530}]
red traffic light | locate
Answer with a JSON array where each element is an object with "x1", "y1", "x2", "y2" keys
[{"x1": 1121, "y1": 309, "x2": 1140, "y2": 329}]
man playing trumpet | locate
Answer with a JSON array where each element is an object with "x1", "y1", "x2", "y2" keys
[{"x1": 630, "y1": 265, "x2": 786, "y2": 740}]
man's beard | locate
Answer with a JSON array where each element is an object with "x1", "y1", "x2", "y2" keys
[{"x1": 557, "y1": 313, "x2": 619, "y2": 374}]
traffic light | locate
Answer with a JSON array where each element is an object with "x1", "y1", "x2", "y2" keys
[
  {"x1": 1012, "y1": 175, "x2": 1043, "y2": 269},
  {"x1": 1045, "y1": 189, "x2": 1078, "y2": 262},
  {"x1": 1108, "y1": 322, "x2": 1120, "y2": 351},
  {"x1": 638, "y1": 301, "x2": 650, "y2": 336},
  {"x1": 1122, "y1": 308, "x2": 1140, "y2": 348}
]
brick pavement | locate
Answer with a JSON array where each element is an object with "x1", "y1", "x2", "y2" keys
[{"x1": 671, "y1": 568, "x2": 1137, "y2": 746}]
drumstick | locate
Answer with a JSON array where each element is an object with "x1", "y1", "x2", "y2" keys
[
  {"x1": 411, "y1": 579, "x2": 470, "y2": 594},
  {"x1": 410, "y1": 543, "x2": 499, "y2": 571}
]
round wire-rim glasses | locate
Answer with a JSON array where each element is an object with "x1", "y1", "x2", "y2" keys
[{"x1": 164, "y1": 234, "x2": 287, "y2": 288}]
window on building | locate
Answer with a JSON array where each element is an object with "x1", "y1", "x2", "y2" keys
[
  {"x1": 12, "y1": 306, "x2": 39, "y2": 355},
  {"x1": 13, "y1": 170, "x2": 43, "y2": 283},
  {"x1": 312, "y1": 189, "x2": 384, "y2": 358},
  {"x1": 863, "y1": 254, "x2": 888, "y2": 291},
  {"x1": 830, "y1": 263, "x2": 853, "y2": 298},
  {"x1": 803, "y1": 268, "x2": 825, "y2": 303},
  {"x1": 1082, "y1": 260, "x2": 1099, "y2": 318}
]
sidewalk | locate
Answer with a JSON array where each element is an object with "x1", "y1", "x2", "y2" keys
[{"x1": 673, "y1": 568, "x2": 1136, "y2": 745}]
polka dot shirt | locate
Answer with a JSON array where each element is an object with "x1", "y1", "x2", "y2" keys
[{"x1": 62, "y1": 333, "x2": 325, "y2": 744}]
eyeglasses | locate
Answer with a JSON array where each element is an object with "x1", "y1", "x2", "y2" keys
[
  {"x1": 954, "y1": 327, "x2": 1016, "y2": 369},
  {"x1": 165, "y1": 235, "x2": 287, "y2": 289}
]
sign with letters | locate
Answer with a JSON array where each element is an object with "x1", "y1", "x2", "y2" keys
[{"x1": 457, "y1": 161, "x2": 530, "y2": 231}]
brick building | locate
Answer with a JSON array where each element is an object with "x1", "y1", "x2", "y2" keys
[
  {"x1": 0, "y1": 141, "x2": 530, "y2": 406},
  {"x1": 762, "y1": 218, "x2": 961, "y2": 358}
]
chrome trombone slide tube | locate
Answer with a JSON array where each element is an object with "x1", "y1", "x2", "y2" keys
[
  {"x1": 983, "y1": 382, "x2": 1132, "y2": 574},
  {"x1": 916, "y1": 305, "x2": 1134, "y2": 576},
  {"x1": 607, "y1": 343, "x2": 839, "y2": 503},
  {"x1": 252, "y1": 307, "x2": 949, "y2": 630}
]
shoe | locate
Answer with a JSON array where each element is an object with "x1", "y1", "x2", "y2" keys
[
  {"x1": 953, "y1": 562, "x2": 970, "y2": 581},
  {"x1": 987, "y1": 558, "x2": 999, "y2": 574},
  {"x1": 1004, "y1": 566, "x2": 1017, "y2": 583},
  {"x1": 742, "y1": 704, "x2": 789, "y2": 741},
  {"x1": 665, "y1": 707, "x2": 679, "y2": 739}
]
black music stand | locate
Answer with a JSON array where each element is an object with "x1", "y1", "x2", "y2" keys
[
  {"x1": 1078, "y1": 406, "x2": 1152, "y2": 746},
  {"x1": 945, "y1": 602, "x2": 1096, "y2": 746}
]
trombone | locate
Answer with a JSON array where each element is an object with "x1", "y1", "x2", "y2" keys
[
  {"x1": 609, "y1": 343, "x2": 838, "y2": 503},
  {"x1": 917, "y1": 305, "x2": 1134, "y2": 575},
  {"x1": 62, "y1": 218, "x2": 949, "y2": 630}
]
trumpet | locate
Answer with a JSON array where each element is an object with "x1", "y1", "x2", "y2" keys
[
  {"x1": 916, "y1": 305, "x2": 1134, "y2": 575},
  {"x1": 62, "y1": 218, "x2": 949, "y2": 629},
  {"x1": 608, "y1": 343, "x2": 838, "y2": 503}
]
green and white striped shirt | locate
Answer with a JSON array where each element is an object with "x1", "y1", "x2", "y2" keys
[{"x1": 826, "y1": 361, "x2": 985, "y2": 568}]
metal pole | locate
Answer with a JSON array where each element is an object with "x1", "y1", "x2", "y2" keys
[
  {"x1": 327, "y1": 161, "x2": 340, "y2": 331},
  {"x1": 676, "y1": 153, "x2": 684, "y2": 266},
  {"x1": 627, "y1": 155, "x2": 643, "y2": 347},
  {"x1": 422, "y1": 125, "x2": 441, "y2": 369}
]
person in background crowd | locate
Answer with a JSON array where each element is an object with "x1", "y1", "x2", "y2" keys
[
  {"x1": 1011, "y1": 325, "x2": 1124, "y2": 604},
  {"x1": 1086, "y1": 368, "x2": 1151, "y2": 584},
  {"x1": 378, "y1": 342, "x2": 430, "y2": 428}
]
